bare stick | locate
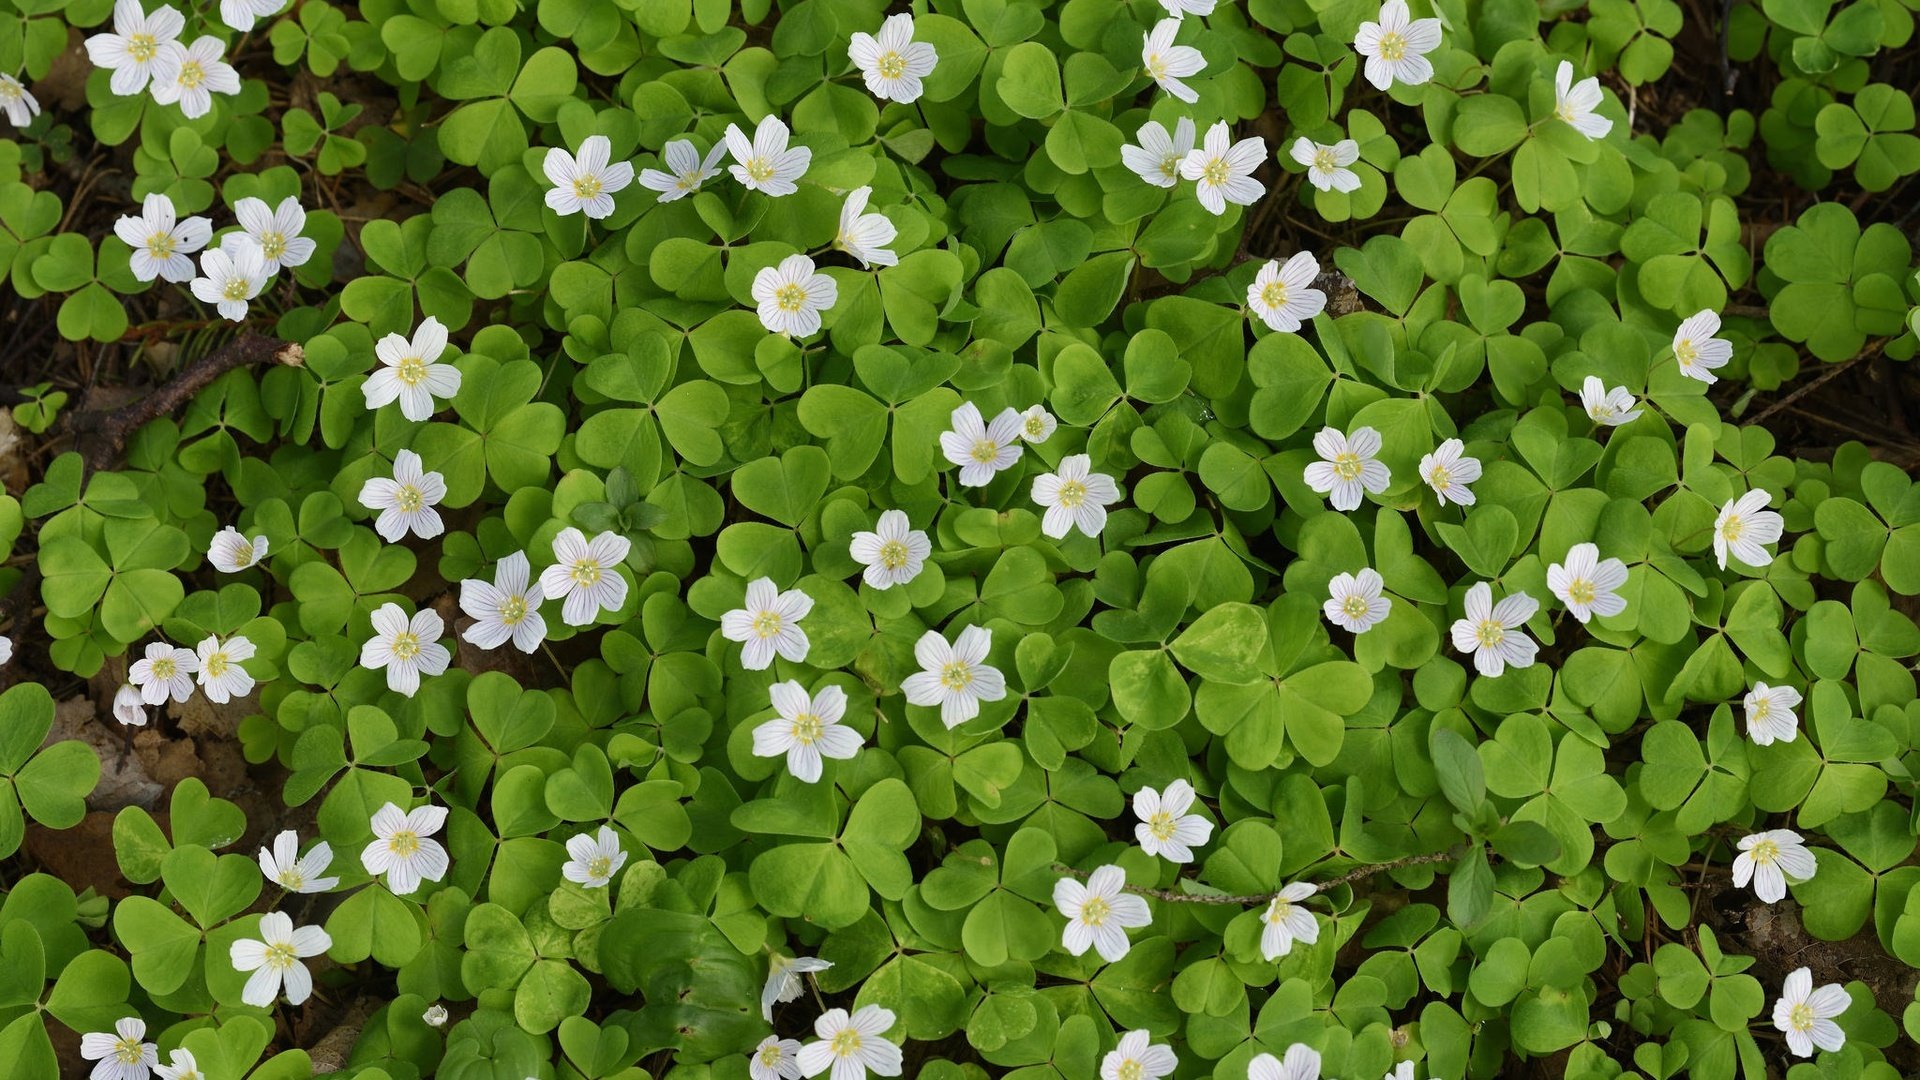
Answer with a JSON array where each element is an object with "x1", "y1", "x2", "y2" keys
[{"x1": 73, "y1": 334, "x2": 304, "y2": 471}]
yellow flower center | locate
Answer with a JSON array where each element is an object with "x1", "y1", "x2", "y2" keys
[
  {"x1": 1566, "y1": 579, "x2": 1596, "y2": 606},
  {"x1": 204, "y1": 652, "x2": 229, "y2": 678},
  {"x1": 397, "y1": 485, "x2": 424, "y2": 512},
  {"x1": 1201, "y1": 158, "x2": 1229, "y2": 186},
  {"x1": 395, "y1": 356, "x2": 428, "y2": 385},
  {"x1": 264, "y1": 940, "x2": 298, "y2": 971},
  {"x1": 1332, "y1": 452, "x2": 1364, "y2": 481},
  {"x1": 939, "y1": 660, "x2": 973, "y2": 691},
  {"x1": 258, "y1": 231, "x2": 285, "y2": 260},
  {"x1": 587, "y1": 855, "x2": 612, "y2": 879},
  {"x1": 1378, "y1": 32, "x2": 1406, "y2": 61},
  {"x1": 151, "y1": 657, "x2": 176, "y2": 680},
  {"x1": 1752, "y1": 698, "x2": 1771, "y2": 719},
  {"x1": 831, "y1": 1029, "x2": 863, "y2": 1055},
  {"x1": 1313, "y1": 148, "x2": 1337, "y2": 171},
  {"x1": 1057, "y1": 479, "x2": 1087, "y2": 509},
  {"x1": 968, "y1": 439, "x2": 1000, "y2": 464},
  {"x1": 878, "y1": 539, "x2": 910, "y2": 570},
  {"x1": 391, "y1": 632, "x2": 420, "y2": 660},
  {"x1": 790, "y1": 713, "x2": 823, "y2": 744},
  {"x1": 775, "y1": 282, "x2": 808, "y2": 312},
  {"x1": 1024, "y1": 416, "x2": 1047, "y2": 438},
  {"x1": 1749, "y1": 839, "x2": 1780, "y2": 866},
  {"x1": 1159, "y1": 154, "x2": 1181, "y2": 179},
  {"x1": 1787, "y1": 1002, "x2": 1814, "y2": 1032},
  {"x1": 1675, "y1": 338, "x2": 1698, "y2": 367},
  {"x1": 1428, "y1": 464, "x2": 1451, "y2": 489},
  {"x1": 746, "y1": 157, "x2": 775, "y2": 184},
  {"x1": 146, "y1": 232, "x2": 175, "y2": 258},
  {"x1": 499, "y1": 595, "x2": 527, "y2": 625},
  {"x1": 1118, "y1": 1061, "x2": 1143, "y2": 1080},
  {"x1": 221, "y1": 276, "x2": 252, "y2": 301},
  {"x1": 0, "y1": 82, "x2": 18, "y2": 103},
  {"x1": 1474, "y1": 619, "x2": 1505, "y2": 648},
  {"x1": 877, "y1": 51, "x2": 906, "y2": 79},
  {"x1": 570, "y1": 559, "x2": 602, "y2": 586},
  {"x1": 1146, "y1": 54, "x2": 1168, "y2": 80},
  {"x1": 114, "y1": 1036, "x2": 145, "y2": 1064},
  {"x1": 178, "y1": 60, "x2": 205, "y2": 89},
  {"x1": 128, "y1": 33, "x2": 158, "y2": 63},
  {"x1": 1720, "y1": 514, "x2": 1743, "y2": 542},
  {"x1": 1265, "y1": 899, "x2": 1292, "y2": 923},
  {"x1": 1342, "y1": 595, "x2": 1370, "y2": 618},
  {"x1": 1261, "y1": 281, "x2": 1288, "y2": 308},
  {"x1": 759, "y1": 1044, "x2": 786, "y2": 1066},
  {"x1": 1555, "y1": 101, "x2": 1579, "y2": 123},
  {"x1": 280, "y1": 868, "x2": 305, "y2": 890},
  {"x1": 1079, "y1": 896, "x2": 1111, "y2": 927},
  {"x1": 573, "y1": 175, "x2": 602, "y2": 200},
  {"x1": 388, "y1": 830, "x2": 420, "y2": 858},
  {"x1": 1147, "y1": 811, "x2": 1178, "y2": 841},
  {"x1": 751, "y1": 611, "x2": 783, "y2": 639}
]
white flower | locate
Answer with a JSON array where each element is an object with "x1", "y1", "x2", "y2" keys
[
  {"x1": 1303, "y1": 426, "x2": 1391, "y2": 511},
  {"x1": 752, "y1": 253, "x2": 837, "y2": 338},
  {"x1": 149, "y1": 36, "x2": 240, "y2": 119},
  {"x1": 543, "y1": 135, "x2": 634, "y2": 220},
  {"x1": 836, "y1": 186, "x2": 897, "y2": 269},
  {"x1": 154, "y1": 1048, "x2": 203, "y2": 1080},
  {"x1": 902, "y1": 625, "x2": 1007, "y2": 729},
  {"x1": 1580, "y1": 375, "x2": 1642, "y2": 426},
  {"x1": 219, "y1": 0, "x2": 285, "y2": 32},
  {"x1": 363, "y1": 316, "x2": 459, "y2": 421},
  {"x1": 1290, "y1": 137, "x2": 1361, "y2": 193},
  {"x1": 113, "y1": 683, "x2": 147, "y2": 727},
  {"x1": 360, "y1": 603, "x2": 451, "y2": 698},
  {"x1": 195, "y1": 633, "x2": 255, "y2": 703},
  {"x1": 258, "y1": 829, "x2": 339, "y2": 894},
  {"x1": 1449, "y1": 582, "x2": 1539, "y2": 678},
  {"x1": 762, "y1": 955, "x2": 833, "y2": 1022},
  {"x1": 1141, "y1": 19, "x2": 1204, "y2": 104},
  {"x1": 1247, "y1": 251, "x2": 1327, "y2": 333},
  {"x1": 796, "y1": 1006, "x2": 903, "y2": 1080},
  {"x1": 1714, "y1": 489, "x2": 1784, "y2": 570},
  {"x1": 360, "y1": 801, "x2": 450, "y2": 896},
  {"x1": 1259, "y1": 882, "x2": 1320, "y2": 960},
  {"x1": 1733, "y1": 829, "x2": 1815, "y2": 903},
  {"x1": 637, "y1": 138, "x2": 727, "y2": 202},
  {"x1": 460, "y1": 551, "x2": 547, "y2": 652},
  {"x1": 1419, "y1": 438, "x2": 1481, "y2": 506},
  {"x1": 940, "y1": 402, "x2": 1024, "y2": 486},
  {"x1": 1354, "y1": 0, "x2": 1441, "y2": 91},
  {"x1": 1554, "y1": 61, "x2": 1612, "y2": 140},
  {"x1": 115, "y1": 193, "x2": 210, "y2": 283},
  {"x1": 422, "y1": 1005, "x2": 449, "y2": 1027},
  {"x1": 1546, "y1": 542, "x2": 1628, "y2": 623},
  {"x1": 1249, "y1": 1044, "x2": 1323, "y2": 1080},
  {"x1": 233, "y1": 195, "x2": 315, "y2": 274},
  {"x1": 1032, "y1": 454, "x2": 1122, "y2": 539},
  {"x1": 726, "y1": 115, "x2": 811, "y2": 196},
  {"x1": 230, "y1": 911, "x2": 330, "y2": 1007},
  {"x1": 1773, "y1": 967, "x2": 1848, "y2": 1058},
  {"x1": 1018, "y1": 404, "x2": 1058, "y2": 443},
  {"x1": 358, "y1": 449, "x2": 447, "y2": 543},
  {"x1": 1180, "y1": 122, "x2": 1266, "y2": 215},
  {"x1": 720, "y1": 577, "x2": 814, "y2": 670},
  {"x1": 0, "y1": 636, "x2": 10, "y2": 667},
  {"x1": 848, "y1": 13, "x2": 937, "y2": 103},
  {"x1": 752, "y1": 1035, "x2": 805, "y2": 1080},
  {"x1": 189, "y1": 240, "x2": 268, "y2": 322},
  {"x1": 0, "y1": 74, "x2": 36, "y2": 128},
  {"x1": 1101, "y1": 1031, "x2": 1177, "y2": 1080},
  {"x1": 1121, "y1": 117, "x2": 1196, "y2": 189},
  {"x1": 535, "y1": 528, "x2": 630, "y2": 627},
  {"x1": 1053, "y1": 865, "x2": 1152, "y2": 962},
  {"x1": 82, "y1": 1017, "x2": 157, "y2": 1080},
  {"x1": 1324, "y1": 568, "x2": 1391, "y2": 633},
  {"x1": 1133, "y1": 779, "x2": 1213, "y2": 863},
  {"x1": 562, "y1": 825, "x2": 627, "y2": 889},
  {"x1": 1671, "y1": 308, "x2": 1733, "y2": 384},
  {"x1": 130, "y1": 640, "x2": 198, "y2": 705},
  {"x1": 755, "y1": 682, "x2": 862, "y2": 783},
  {"x1": 1743, "y1": 681, "x2": 1803, "y2": 746},
  {"x1": 849, "y1": 510, "x2": 930, "y2": 590},
  {"x1": 1156, "y1": 0, "x2": 1216, "y2": 16},
  {"x1": 208, "y1": 525, "x2": 268, "y2": 572},
  {"x1": 85, "y1": 0, "x2": 184, "y2": 97}
]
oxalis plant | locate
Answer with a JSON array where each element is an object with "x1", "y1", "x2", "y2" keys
[{"x1": 0, "y1": 0, "x2": 1917, "y2": 1078}]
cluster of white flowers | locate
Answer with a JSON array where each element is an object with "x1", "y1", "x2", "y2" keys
[
  {"x1": 112, "y1": 187, "x2": 313, "y2": 321},
  {"x1": 85, "y1": 0, "x2": 270, "y2": 119},
  {"x1": 113, "y1": 632, "x2": 256, "y2": 727},
  {"x1": 753, "y1": 957, "x2": 905, "y2": 1080}
]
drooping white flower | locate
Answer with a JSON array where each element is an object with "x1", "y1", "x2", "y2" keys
[
  {"x1": 1053, "y1": 865, "x2": 1152, "y2": 962},
  {"x1": 1554, "y1": 60, "x2": 1613, "y2": 140},
  {"x1": 460, "y1": 551, "x2": 547, "y2": 653},
  {"x1": 358, "y1": 449, "x2": 447, "y2": 543},
  {"x1": 720, "y1": 577, "x2": 814, "y2": 670},
  {"x1": 113, "y1": 683, "x2": 148, "y2": 727},
  {"x1": 0, "y1": 74, "x2": 36, "y2": 128},
  {"x1": 796, "y1": 1006, "x2": 903, "y2": 1080},
  {"x1": 115, "y1": 193, "x2": 210, "y2": 283},
  {"x1": 1671, "y1": 309, "x2": 1733, "y2": 384},
  {"x1": 726, "y1": 115, "x2": 811, "y2": 196},
  {"x1": 752, "y1": 254, "x2": 837, "y2": 337},
  {"x1": 762, "y1": 955, "x2": 833, "y2": 1022},
  {"x1": 207, "y1": 525, "x2": 268, "y2": 572},
  {"x1": 1259, "y1": 882, "x2": 1320, "y2": 960},
  {"x1": 848, "y1": 13, "x2": 938, "y2": 104},
  {"x1": 1743, "y1": 681, "x2": 1803, "y2": 746},
  {"x1": 637, "y1": 138, "x2": 727, "y2": 203},
  {"x1": 1546, "y1": 542, "x2": 1628, "y2": 623},
  {"x1": 233, "y1": 195, "x2": 315, "y2": 274},
  {"x1": 1733, "y1": 829, "x2": 1815, "y2": 903},
  {"x1": 538, "y1": 528, "x2": 631, "y2": 627},
  {"x1": 219, "y1": 0, "x2": 286, "y2": 32},
  {"x1": 562, "y1": 825, "x2": 627, "y2": 889},
  {"x1": 1032, "y1": 454, "x2": 1122, "y2": 539},
  {"x1": 130, "y1": 640, "x2": 198, "y2": 705},
  {"x1": 1773, "y1": 967, "x2": 1848, "y2": 1058},
  {"x1": 153, "y1": 1048, "x2": 203, "y2": 1080},
  {"x1": 1290, "y1": 137, "x2": 1361, "y2": 193},
  {"x1": 1449, "y1": 582, "x2": 1539, "y2": 678},
  {"x1": 1303, "y1": 426, "x2": 1391, "y2": 511},
  {"x1": 902, "y1": 625, "x2": 1007, "y2": 729},
  {"x1": 1354, "y1": 0, "x2": 1442, "y2": 91},
  {"x1": 849, "y1": 510, "x2": 930, "y2": 590},
  {"x1": 1141, "y1": 19, "x2": 1204, "y2": 104},
  {"x1": 230, "y1": 911, "x2": 330, "y2": 1007},
  {"x1": 752, "y1": 1036, "x2": 805, "y2": 1080},
  {"x1": 1132, "y1": 779, "x2": 1213, "y2": 863},
  {"x1": 362, "y1": 316, "x2": 459, "y2": 421},
  {"x1": 1180, "y1": 122, "x2": 1265, "y2": 215},
  {"x1": 1018, "y1": 404, "x2": 1058, "y2": 444},
  {"x1": 543, "y1": 135, "x2": 634, "y2": 220},
  {"x1": 1249, "y1": 1044, "x2": 1323, "y2": 1080},
  {"x1": 1713, "y1": 489, "x2": 1784, "y2": 570},
  {"x1": 755, "y1": 681, "x2": 861, "y2": 783},
  {"x1": 1247, "y1": 251, "x2": 1328, "y2": 333},
  {"x1": 1580, "y1": 375, "x2": 1642, "y2": 426},
  {"x1": 85, "y1": 0, "x2": 184, "y2": 97},
  {"x1": 149, "y1": 37, "x2": 240, "y2": 119},
  {"x1": 1121, "y1": 117, "x2": 1197, "y2": 189},
  {"x1": 360, "y1": 802, "x2": 450, "y2": 896},
  {"x1": 194, "y1": 633, "x2": 255, "y2": 703},
  {"x1": 81, "y1": 1017, "x2": 157, "y2": 1080},
  {"x1": 259, "y1": 829, "x2": 339, "y2": 894},
  {"x1": 1101, "y1": 1031, "x2": 1178, "y2": 1080},
  {"x1": 940, "y1": 402, "x2": 1025, "y2": 487},
  {"x1": 0, "y1": 637, "x2": 10, "y2": 667},
  {"x1": 360, "y1": 603, "x2": 451, "y2": 698},
  {"x1": 189, "y1": 240, "x2": 268, "y2": 322},
  {"x1": 1419, "y1": 438, "x2": 1481, "y2": 506},
  {"x1": 836, "y1": 186, "x2": 898, "y2": 269},
  {"x1": 1156, "y1": 0, "x2": 1217, "y2": 17},
  {"x1": 1324, "y1": 568, "x2": 1391, "y2": 633},
  {"x1": 422, "y1": 1004, "x2": 449, "y2": 1027}
]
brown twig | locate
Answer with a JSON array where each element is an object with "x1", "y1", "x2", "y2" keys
[
  {"x1": 70, "y1": 334, "x2": 304, "y2": 472},
  {"x1": 1051, "y1": 850, "x2": 1458, "y2": 905},
  {"x1": 1750, "y1": 352, "x2": 1866, "y2": 427}
]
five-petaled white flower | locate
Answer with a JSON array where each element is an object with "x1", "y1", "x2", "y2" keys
[
  {"x1": 116, "y1": 193, "x2": 210, "y2": 283},
  {"x1": 150, "y1": 36, "x2": 240, "y2": 118},
  {"x1": 1133, "y1": 779, "x2": 1213, "y2": 863},
  {"x1": 195, "y1": 633, "x2": 255, "y2": 703},
  {"x1": 1156, "y1": 0, "x2": 1217, "y2": 16},
  {"x1": 113, "y1": 683, "x2": 147, "y2": 727},
  {"x1": 190, "y1": 240, "x2": 269, "y2": 322},
  {"x1": 422, "y1": 1004, "x2": 449, "y2": 1027},
  {"x1": 0, "y1": 74, "x2": 39, "y2": 128},
  {"x1": 1554, "y1": 61, "x2": 1613, "y2": 140},
  {"x1": 361, "y1": 603, "x2": 451, "y2": 698},
  {"x1": 219, "y1": 0, "x2": 286, "y2": 31},
  {"x1": 1714, "y1": 489, "x2": 1784, "y2": 570},
  {"x1": 1450, "y1": 582, "x2": 1539, "y2": 677},
  {"x1": 721, "y1": 577, "x2": 814, "y2": 670},
  {"x1": 85, "y1": 0, "x2": 185, "y2": 97},
  {"x1": 153, "y1": 1047, "x2": 203, "y2": 1080},
  {"x1": 1354, "y1": 0, "x2": 1441, "y2": 91},
  {"x1": 361, "y1": 802, "x2": 450, "y2": 895},
  {"x1": 359, "y1": 449, "x2": 447, "y2": 543},
  {"x1": 1547, "y1": 542, "x2": 1628, "y2": 624},
  {"x1": 1101, "y1": 1030, "x2": 1178, "y2": 1080},
  {"x1": 1180, "y1": 122, "x2": 1266, "y2": 215},
  {"x1": 1580, "y1": 375, "x2": 1642, "y2": 426},
  {"x1": 460, "y1": 551, "x2": 547, "y2": 653},
  {"x1": 82, "y1": 1017, "x2": 158, "y2": 1080},
  {"x1": 752, "y1": 1035, "x2": 805, "y2": 1080},
  {"x1": 1141, "y1": 19, "x2": 1204, "y2": 104},
  {"x1": 1259, "y1": 882, "x2": 1320, "y2": 960},
  {"x1": 637, "y1": 138, "x2": 727, "y2": 203},
  {"x1": 849, "y1": 509, "x2": 930, "y2": 590},
  {"x1": 1743, "y1": 681, "x2": 1803, "y2": 746},
  {"x1": 1290, "y1": 137, "x2": 1361, "y2": 193},
  {"x1": 797, "y1": 1006, "x2": 903, "y2": 1080},
  {"x1": 1247, "y1": 252, "x2": 1328, "y2": 333},
  {"x1": 836, "y1": 186, "x2": 898, "y2": 269},
  {"x1": 755, "y1": 681, "x2": 861, "y2": 783},
  {"x1": 1419, "y1": 438, "x2": 1481, "y2": 506},
  {"x1": 1304, "y1": 426, "x2": 1391, "y2": 511},
  {"x1": 1019, "y1": 405, "x2": 1057, "y2": 444},
  {"x1": 762, "y1": 955, "x2": 833, "y2": 1022},
  {"x1": 562, "y1": 825, "x2": 627, "y2": 889},
  {"x1": 538, "y1": 528, "x2": 631, "y2": 627},
  {"x1": 1324, "y1": 568, "x2": 1392, "y2": 634},
  {"x1": 726, "y1": 115, "x2": 811, "y2": 196},
  {"x1": 1773, "y1": 966, "x2": 1848, "y2": 1058},
  {"x1": 363, "y1": 316, "x2": 460, "y2": 421},
  {"x1": 1033, "y1": 454, "x2": 1122, "y2": 539},
  {"x1": 1053, "y1": 865, "x2": 1152, "y2": 962},
  {"x1": 208, "y1": 525, "x2": 268, "y2": 572},
  {"x1": 1121, "y1": 117, "x2": 1196, "y2": 189},
  {"x1": 753, "y1": 253, "x2": 837, "y2": 337},
  {"x1": 902, "y1": 625, "x2": 1007, "y2": 728},
  {"x1": 848, "y1": 13, "x2": 938, "y2": 104},
  {"x1": 940, "y1": 402, "x2": 1025, "y2": 486},
  {"x1": 543, "y1": 135, "x2": 634, "y2": 220},
  {"x1": 130, "y1": 640, "x2": 198, "y2": 705},
  {"x1": 230, "y1": 911, "x2": 331, "y2": 1007},
  {"x1": 259, "y1": 829, "x2": 339, "y2": 894},
  {"x1": 1249, "y1": 1044, "x2": 1323, "y2": 1080},
  {"x1": 1671, "y1": 308, "x2": 1734, "y2": 384},
  {"x1": 1734, "y1": 829, "x2": 1815, "y2": 903},
  {"x1": 233, "y1": 195, "x2": 315, "y2": 274}
]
